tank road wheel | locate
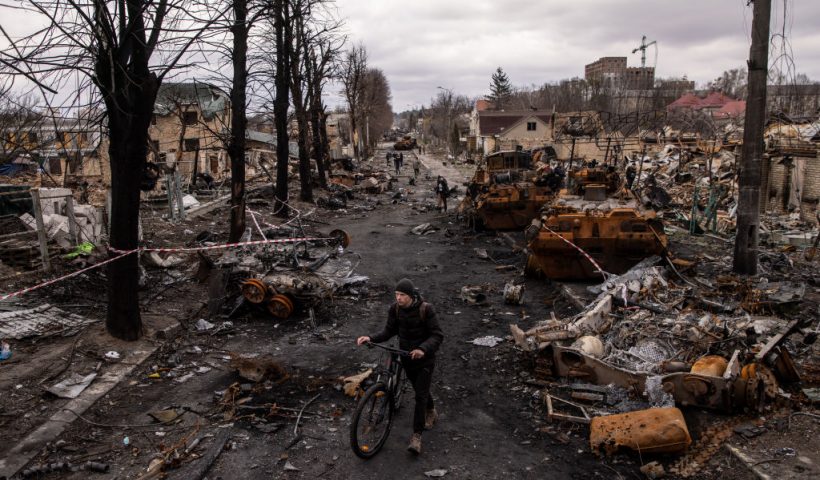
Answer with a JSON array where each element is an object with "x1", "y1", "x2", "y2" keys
[
  {"x1": 267, "y1": 294, "x2": 295, "y2": 319},
  {"x1": 329, "y1": 229, "x2": 351, "y2": 248},
  {"x1": 241, "y1": 279, "x2": 272, "y2": 304},
  {"x1": 524, "y1": 254, "x2": 543, "y2": 278}
]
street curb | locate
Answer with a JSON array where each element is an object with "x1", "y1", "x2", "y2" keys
[{"x1": 0, "y1": 321, "x2": 182, "y2": 479}]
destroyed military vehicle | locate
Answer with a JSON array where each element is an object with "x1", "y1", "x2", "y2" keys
[
  {"x1": 525, "y1": 166, "x2": 668, "y2": 280},
  {"x1": 460, "y1": 149, "x2": 559, "y2": 230},
  {"x1": 393, "y1": 135, "x2": 417, "y2": 151}
]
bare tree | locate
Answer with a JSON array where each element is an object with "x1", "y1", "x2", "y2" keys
[
  {"x1": 1, "y1": 0, "x2": 218, "y2": 340},
  {"x1": 427, "y1": 89, "x2": 469, "y2": 154},
  {"x1": 340, "y1": 44, "x2": 367, "y2": 161},
  {"x1": 272, "y1": 0, "x2": 293, "y2": 218},
  {"x1": 357, "y1": 68, "x2": 392, "y2": 155},
  {"x1": 304, "y1": 17, "x2": 344, "y2": 188},
  {"x1": 288, "y1": 0, "x2": 314, "y2": 202}
]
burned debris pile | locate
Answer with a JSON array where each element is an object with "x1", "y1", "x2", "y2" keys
[{"x1": 510, "y1": 245, "x2": 818, "y2": 475}]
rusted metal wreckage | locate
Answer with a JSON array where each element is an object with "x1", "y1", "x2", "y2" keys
[
  {"x1": 393, "y1": 135, "x2": 417, "y2": 151},
  {"x1": 525, "y1": 166, "x2": 668, "y2": 280},
  {"x1": 461, "y1": 149, "x2": 557, "y2": 230},
  {"x1": 512, "y1": 264, "x2": 798, "y2": 416},
  {"x1": 238, "y1": 229, "x2": 354, "y2": 319}
]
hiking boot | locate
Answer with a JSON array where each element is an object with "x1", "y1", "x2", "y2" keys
[
  {"x1": 424, "y1": 408, "x2": 438, "y2": 430},
  {"x1": 407, "y1": 433, "x2": 422, "y2": 455}
]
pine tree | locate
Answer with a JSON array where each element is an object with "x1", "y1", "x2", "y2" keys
[{"x1": 486, "y1": 67, "x2": 513, "y2": 110}]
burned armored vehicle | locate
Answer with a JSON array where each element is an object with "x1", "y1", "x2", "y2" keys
[
  {"x1": 393, "y1": 135, "x2": 417, "y2": 151},
  {"x1": 461, "y1": 149, "x2": 560, "y2": 230},
  {"x1": 525, "y1": 166, "x2": 667, "y2": 280}
]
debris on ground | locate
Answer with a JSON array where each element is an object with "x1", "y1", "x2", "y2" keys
[{"x1": 341, "y1": 369, "x2": 373, "y2": 397}]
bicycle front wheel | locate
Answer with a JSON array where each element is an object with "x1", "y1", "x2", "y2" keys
[{"x1": 350, "y1": 381, "x2": 394, "y2": 459}]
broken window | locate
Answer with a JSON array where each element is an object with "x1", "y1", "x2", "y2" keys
[
  {"x1": 183, "y1": 111, "x2": 198, "y2": 126},
  {"x1": 149, "y1": 140, "x2": 160, "y2": 153},
  {"x1": 184, "y1": 138, "x2": 200, "y2": 151},
  {"x1": 527, "y1": 122, "x2": 537, "y2": 131}
]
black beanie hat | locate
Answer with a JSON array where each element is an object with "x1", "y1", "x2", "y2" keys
[{"x1": 395, "y1": 278, "x2": 416, "y2": 297}]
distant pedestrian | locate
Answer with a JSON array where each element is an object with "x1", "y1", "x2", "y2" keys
[
  {"x1": 394, "y1": 154, "x2": 401, "y2": 175},
  {"x1": 386, "y1": 151, "x2": 392, "y2": 166},
  {"x1": 413, "y1": 157, "x2": 421, "y2": 178},
  {"x1": 626, "y1": 163, "x2": 637, "y2": 189},
  {"x1": 435, "y1": 176, "x2": 449, "y2": 213},
  {"x1": 399, "y1": 152, "x2": 404, "y2": 169}
]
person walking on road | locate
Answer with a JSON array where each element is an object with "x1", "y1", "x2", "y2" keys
[
  {"x1": 393, "y1": 153, "x2": 402, "y2": 176},
  {"x1": 356, "y1": 278, "x2": 444, "y2": 455},
  {"x1": 435, "y1": 175, "x2": 449, "y2": 213},
  {"x1": 413, "y1": 156, "x2": 421, "y2": 179}
]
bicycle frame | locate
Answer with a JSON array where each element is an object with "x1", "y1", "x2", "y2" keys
[{"x1": 367, "y1": 343, "x2": 409, "y2": 406}]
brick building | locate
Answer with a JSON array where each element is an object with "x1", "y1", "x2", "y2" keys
[
  {"x1": 761, "y1": 122, "x2": 820, "y2": 222},
  {"x1": 149, "y1": 82, "x2": 231, "y2": 181},
  {"x1": 584, "y1": 56, "x2": 655, "y2": 90}
]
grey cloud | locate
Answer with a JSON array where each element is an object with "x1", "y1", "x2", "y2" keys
[{"x1": 338, "y1": 0, "x2": 820, "y2": 108}]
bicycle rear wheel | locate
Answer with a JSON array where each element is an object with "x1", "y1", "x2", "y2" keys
[{"x1": 350, "y1": 381, "x2": 394, "y2": 459}]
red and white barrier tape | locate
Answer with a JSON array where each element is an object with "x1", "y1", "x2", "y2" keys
[
  {"x1": 541, "y1": 224, "x2": 612, "y2": 280},
  {"x1": 0, "y1": 249, "x2": 138, "y2": 301},
  {"x1": 1, "y1": 236, "x2": 336, "y2": 301}
]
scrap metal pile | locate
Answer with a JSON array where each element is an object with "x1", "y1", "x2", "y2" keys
[
  {"x1": 510, "y1": 252, "x2": 817, "y2": 474},
  {"x1": 626, "y1": 145, "x2": 740, "y2": 234},
  {"x1": 200, "y1": 224, "x2": 361, "y2": 321}
]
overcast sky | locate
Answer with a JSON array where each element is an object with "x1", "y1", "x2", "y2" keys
[{"x1": 328, "y1": 0, "x2": 820, "y2": 111}]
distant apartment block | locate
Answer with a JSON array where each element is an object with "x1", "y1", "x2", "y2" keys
[{"x1": 584, "y1": 56, "x2": 655, "y2": 90}]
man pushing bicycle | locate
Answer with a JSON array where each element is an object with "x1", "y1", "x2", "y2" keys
[{"x1": 356, "y1": 278, "x2": 444, "y2": 455}]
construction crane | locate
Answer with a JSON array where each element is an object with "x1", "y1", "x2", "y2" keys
[{"x1": 632, "y1": 35, "x2": 657, "y2": 68}]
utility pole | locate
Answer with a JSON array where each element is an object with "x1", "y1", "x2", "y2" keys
[{"x1": 733, "y1": 0, "x2": 771, "y2": 275}]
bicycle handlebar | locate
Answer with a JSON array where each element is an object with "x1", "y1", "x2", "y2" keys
[{"x1": 365, "y1": 342, "x2": 411, "y2": 357}]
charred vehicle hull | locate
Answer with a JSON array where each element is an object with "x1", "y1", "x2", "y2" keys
[
  {"x1": 525, "y1": 208, "x2": 667, "y2": 280},
  {"x1": 474, "y1": 183, "x2": 554, "y2": 230},
  {"x1": 463, "y1": 149, "x2": 558, "y2": 230}
]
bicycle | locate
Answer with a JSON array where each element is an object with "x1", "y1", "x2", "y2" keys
[{"x1": 349, "y1": 342, "x2": 410, "y2": 458}]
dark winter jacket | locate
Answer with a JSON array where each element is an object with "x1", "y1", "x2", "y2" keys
[
  {"x1": 435, "y1": 178, "x2": 449, "y2": 196},
  {"x1": 369, "y1": 299, "x2": 444, "y2": 366}
]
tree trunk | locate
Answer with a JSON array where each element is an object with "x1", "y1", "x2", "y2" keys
[
  {"x1": 273, "y1": 0, "x2": 291, "y2": 218},
  {"x1": 103, "y1": 75, "x2": 158, "y2": 341},
  {"x1": 289, "y1": 9, "x2": 312, "y2": 202},
  {"x1": 318, "y1": 106, "x2": 331, "y2": 170},
  {"x1": 228, "y1": 0, "x2": 248, "y2": 243},
  {"x1": 309, "y1": 97, "x2": 327, "y2": 188},
  {"x1": 350, "y1": 113, "x2": 359, "y2": 162},
  {"x1": 294, "y1": 107, "x2": 312, "y2": 201},
  {"x1": 733, "y1": 0, "x2": 771, "y2": 275}
]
